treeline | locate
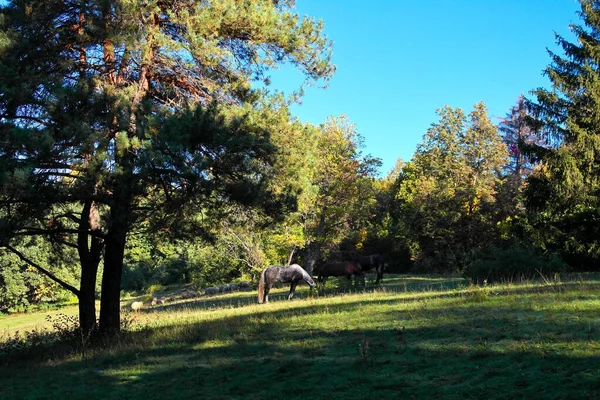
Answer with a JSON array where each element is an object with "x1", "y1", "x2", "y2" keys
[{"x1": 1, "y1": 1, "x2": 600, "y2": 336}]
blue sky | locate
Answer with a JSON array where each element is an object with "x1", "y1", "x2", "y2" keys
[{"x1": 270, "y1": 0, "x2": 581, "y2": 176}]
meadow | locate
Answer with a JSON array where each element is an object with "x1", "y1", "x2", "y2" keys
[{"x1": 1, "y1": 274, "x2": 599, "y2": 400}]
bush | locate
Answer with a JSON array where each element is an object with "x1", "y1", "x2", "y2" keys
[
  {"x1": 464, "y1": 244, "x2": 567, "y2": 284},
  {"x1": 145, "y1": 284, "x2": 166, "y2": 295}
]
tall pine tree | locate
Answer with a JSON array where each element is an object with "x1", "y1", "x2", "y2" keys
[{"x1": 0, "y1": 0, "x2": 334, "y2": 334}]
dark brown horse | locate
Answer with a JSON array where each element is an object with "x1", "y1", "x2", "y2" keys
[
  {"x1": 353, "y1": 254, "x2": 385, "y2": 283},
  {"x1": 314, "y1": 261, "x2": 364, "y2": 286}
]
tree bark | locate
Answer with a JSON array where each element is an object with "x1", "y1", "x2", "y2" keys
[
  {"x1": 304, "y1": 241, "x2": 321, "y2": 276},
  {"x1": 78, "y1": 261, "x2": 97, "y2": 336},
  {"x1": 98, "y1": 206, "x2": 129, "y2": 335},
  {"x1": 77, "y1": 200, "x2": 103, "y2": 336}
]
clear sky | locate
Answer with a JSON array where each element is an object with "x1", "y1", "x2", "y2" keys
[{"x1": 269, "y1": 0, "x2": 581, "y2": 176}]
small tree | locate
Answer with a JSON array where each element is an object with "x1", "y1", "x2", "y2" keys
[{"x1": 300, "y1": 116, "x2": 381, "y2": 273}]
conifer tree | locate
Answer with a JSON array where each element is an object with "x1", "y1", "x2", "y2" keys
[
  {"x1": 0, "y1": 0, "x2": 334, "y2": 334},
  {"x1": 526, "y1": 0, "x2": 600, "y2": 268},
  {"x1": 499, "y1": 95, "x2": 539, "y2": 180}
]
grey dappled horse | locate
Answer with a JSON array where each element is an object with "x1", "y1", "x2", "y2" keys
[
  {"x1": 354, "y1": 254, "x2": 385, "y2": 284},
  {"x1": 257, "y1": 264, "x2": 316, "y2": 304}
]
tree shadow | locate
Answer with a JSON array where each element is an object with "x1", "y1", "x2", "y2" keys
[
  {"x1": 3, "y1": 306, "x2": 599, "y2": 399},
  {"x1": 3, "y1": 276, "x2": 600, "y2": 399}
]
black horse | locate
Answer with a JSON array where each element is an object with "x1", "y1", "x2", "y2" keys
[
  {"x1": 257, "y1": 264, "x2": 316, "y2": 304},
  {"x1": 314, "y1": 261, "x2": 364, "y2": 286},
  {"x1": 353, "y1": 254, "x2": 385, "y2": 283}
]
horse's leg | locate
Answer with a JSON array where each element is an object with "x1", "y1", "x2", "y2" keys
[
  {"x1": 375, "y1": 263, "x2": 383, "y2": 284},
  {"x1": 264, "y1": 283, "x2": 271, "y2": 303},
  {"x1": 288, "y1": 280, "x2": 298, "y2": 300}
]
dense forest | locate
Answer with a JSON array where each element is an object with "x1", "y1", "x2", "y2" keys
[{"x1": 1, "y1": 0, "x2": 600, "y2": 337}]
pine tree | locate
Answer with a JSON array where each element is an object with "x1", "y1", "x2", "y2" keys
[{"x1": 0, "y1": 0, "x2": 334, "y2": 334}]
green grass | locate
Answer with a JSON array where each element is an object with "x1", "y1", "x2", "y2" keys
[{"x1": 1, "y1": 273, "x2": 600, "y2": 399}]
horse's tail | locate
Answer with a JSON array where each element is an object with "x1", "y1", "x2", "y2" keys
[{"x1": 258, "y1": 268, "x2": 267, "y2": 304}]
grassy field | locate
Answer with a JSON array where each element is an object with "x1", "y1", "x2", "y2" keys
[{"x1": 1, "y1": 273, "x2": 600, "y2": 399}]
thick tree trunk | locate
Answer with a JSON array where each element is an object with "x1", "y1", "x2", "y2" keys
[
  {"x1": 98, "y1": 156, "x2": 133, "y2": 335},
  {"x1": 98, "y1": 142, "x2": 134, "y2": 335},
  {"x1": 98, "y1": 223, "x2": 127, "y2": 335},
  {"x1": 78, "y1": 261, "x2": 97, "y2": 336}
]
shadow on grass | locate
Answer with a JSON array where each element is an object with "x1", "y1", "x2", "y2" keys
[
  {"x1": 2, "y1": 275, "x2": 600, "y2": 399},
  {"x1": 2, "y1": 306, "x2": 599, "y2": 399}
]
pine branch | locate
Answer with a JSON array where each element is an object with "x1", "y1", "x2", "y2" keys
[{"x1": 15, "y1": 227, "x2": 107, "y2": 239}]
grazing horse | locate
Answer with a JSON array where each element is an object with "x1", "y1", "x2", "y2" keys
[
  {"x1": 353, "y1": 254, "x2": 385, "y2": 284},
  {"x1": 258, "y1": 264, "x2": 316, "y2": 304},
  {"x1": 314, "y1": 261, "x2": 364, "y2": 286}
]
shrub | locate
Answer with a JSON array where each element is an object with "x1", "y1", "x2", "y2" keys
[
  {"x1": 145, "y1": 284, "x2": 166, "y2": 295},
  {"x1": 464, "y1": 244, "x2": 567, "y2": 284}
]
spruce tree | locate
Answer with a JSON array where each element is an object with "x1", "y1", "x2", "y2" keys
[{"x1": 526, "y1": 0, "x2": 600, "y2": 269}]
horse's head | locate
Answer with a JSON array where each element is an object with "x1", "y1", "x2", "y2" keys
[{"x1": 350, "y1": 262, "x2": 364, "y2": 275}]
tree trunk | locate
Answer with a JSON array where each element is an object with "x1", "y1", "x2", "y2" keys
[
  {"x1": 304, "y1": 242, "x2": 321, "y2": 276},
  {"x1": 78, "y1": 261, "x2": 97, "y2": 336},
  {"x1": 98, "y1": 225, "x2": 127, "y2": 335},
  {"x1": 77, "y1": 200, "x2": 104, "y2": 336},
  {"x1": 98, "y1": 171, "x2": 132, "y2": 335}
]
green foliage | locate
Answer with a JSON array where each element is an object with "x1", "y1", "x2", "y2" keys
[
  {"x1": 121, "y1": 266, "x2": 148, "y2": 292},
  {"x1": 0, "y1": 241, "x2": 78, "y2": 313},
  {"x1": 464, "y1": 244, "x2": 567, "y2": 284},
  {"x1": 145, "y1": 284, "x2": 166, "y2": 295},
  {"x1": 390, "y1": 103, "x2": 509, "y2": 272},
  {"x1": 0, "y1": 0, "x2": 335, "y2": 333},
  {"x1": 0, "y1": 256, "x2": 32, "y2": 312}
]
